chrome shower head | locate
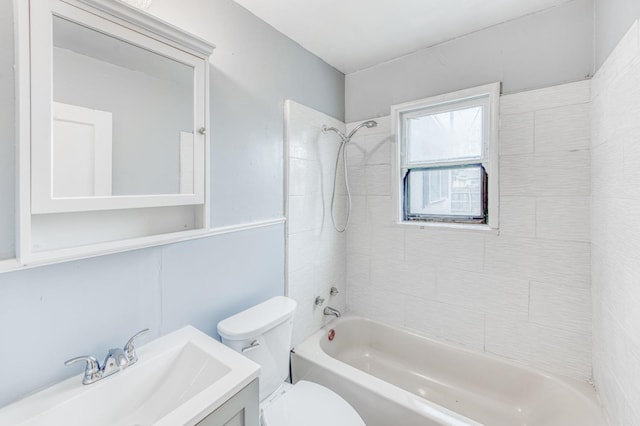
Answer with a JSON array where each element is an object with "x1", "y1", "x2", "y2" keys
[
  {"x1": 345, "y1": 119, "x2": 378, "y2": 141},
  {"x1": 322, "y1": 119, "x2": 378, "y2": 144}
]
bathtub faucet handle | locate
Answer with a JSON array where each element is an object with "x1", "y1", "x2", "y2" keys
[
  {"x1": 323, "y1": 306, "x2": 341, "y2": 318},
  {"x1": 315, "y1": 296, "x2": 325, "y2": 306},
  {"x1": 330, "y1": 287, "x2": 339, "y2": 296}
]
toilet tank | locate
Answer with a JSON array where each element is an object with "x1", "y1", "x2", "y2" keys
[{"x1": 217, "y1": 296, "x2": 297, "y2": 401}]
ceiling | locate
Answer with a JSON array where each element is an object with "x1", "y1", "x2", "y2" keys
[{"x1": 232, "y1": 0, "x2": 573, "y2": 74}]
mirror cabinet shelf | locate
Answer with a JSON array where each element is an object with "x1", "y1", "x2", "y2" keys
[{"x1": 14, "y1": 0, "x2": 215, "y2": 266}]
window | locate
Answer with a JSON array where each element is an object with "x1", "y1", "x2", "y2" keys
[{"x1": 392, "y1": 83, "x2": 500, "y2": 227}]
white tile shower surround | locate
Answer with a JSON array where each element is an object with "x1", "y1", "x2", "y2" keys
[
  {"x1": 286, "y1": 101, "x2": 348, "y2": 347},
  {"x1": 591, "y1": 19, "x2": 640, "y2": 426},
  {"x1": 343, "y1": 80, "x2": 593, "y2": 381}
]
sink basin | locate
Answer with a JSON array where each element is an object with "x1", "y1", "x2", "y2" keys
[{"x1": 0, "y1": 326, "x2": 260, "y2": 426}]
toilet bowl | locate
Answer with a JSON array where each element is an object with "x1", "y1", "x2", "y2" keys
[
  {"x1": 260, "y1": 381, "x2": 364, "y2": 426},
  {"x1": 217, "y1": 296, "x2": 364, "y2": 426}
]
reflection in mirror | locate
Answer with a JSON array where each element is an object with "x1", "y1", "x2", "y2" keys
[{"x1": 52, "y1": 16, "x2": 195, "y2": 197}]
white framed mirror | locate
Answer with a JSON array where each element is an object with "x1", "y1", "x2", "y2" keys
[
  {"x1": 30, "y1": 0, "x2": 208, "y2": 214},
  {"x1": 15, "y1": 0, "x2": 214, "y2": 265}
]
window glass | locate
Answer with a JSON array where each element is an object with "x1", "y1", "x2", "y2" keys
[
  {"x1": 407, "y1": 165, "x2": 484, "y2": 219},
  {"x1": 406, "y1": 106, "x2": 483, "y2": 164}
]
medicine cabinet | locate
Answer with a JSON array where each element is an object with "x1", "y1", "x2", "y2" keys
[{"x1": 15, "y1": 0, "x2": 215, "y2": 265}]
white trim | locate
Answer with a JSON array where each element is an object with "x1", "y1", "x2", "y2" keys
[
  {"x1": 391, "y1": 82, "x2": 501, "y2": 229},
  {"x1": 202, "y1": 59, "x2": 211, "y2": 229},
  {"x1": 0, "y1": 218, "x2": 286, "y2": 274},
  {"x1": 32, "y1": 194, "x2": 205, "y2": 215},
  {"x1": 486, "y1": 83, "x2": 501, "y2": 230},
  {"x1": 14, "y1": 0, "x2": 32, "y2": 265},
  {"x1": 0, "y1": 258, "x2": 25, "y2": 274},
  {"x1": 65, "y1": 0, "x2": 215, "y2": 56},
  {"x1": 283, "y1": 100, "x2": 292, "y2": 297},
  {"x1": 398, "y1": 220, "x2": 500, "y2": 235},
  {"x1": 391, "y1": 83, "x2": 501, "y2": 115}
]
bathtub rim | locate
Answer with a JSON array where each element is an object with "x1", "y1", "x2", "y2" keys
[{"x1": 292, "y1": 314, "x2": 605, "y2": 425}]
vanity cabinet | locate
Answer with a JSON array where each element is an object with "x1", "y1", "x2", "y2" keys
[
  {"x1": 197, "y1": 379, "x2": 259, "y2": 426},
  {"x1": 14, "y1": 0, "x2": 215, "y2": 266}
]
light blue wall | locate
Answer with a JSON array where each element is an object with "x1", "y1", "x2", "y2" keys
[
  {"x1": 146, "y1": 0, "x2": 345, "y2": 226},
  {"x1": 595, "y1": 0, "x2": 640, "y2": 68},
  {"x1": 0, "y1": 226, "x2": 284, "y2": 406},
  {"x1": 345, "y1": 0, "x2": 594, "y2": 122},
  {"x1": 0, "y1": 0, "x2": 344, "y2": 407}
]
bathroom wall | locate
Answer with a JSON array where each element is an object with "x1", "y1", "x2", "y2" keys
[
  {"x1": 345, "y1": 0, "x2": 593, "y2": 122},
  {"x1": 591, "y1": 20, "x2": 640, "y2": 426},
  {"x1": 285, "y1": 101, "x2": 347, "y2": 346},
  {"x1": 595, "y1": 0, "x2": 640, "y2": 68},
  {"x1": 149, "y1": 0, "x2": 345, "y2": 227},
  {"x1": 345, "y1": 80, "x2": 592, "y2": 380},
  {"x1": 0, "y1": 0, "x2": 344, "y2": 407}
]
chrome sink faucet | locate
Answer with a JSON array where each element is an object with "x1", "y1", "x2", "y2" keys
[
  {"x1": 323, "y1": 306, "x2": 341, "y2": 318},
  {"x1": 65, "y1": 329, "x2": 149, "y2": 385}
]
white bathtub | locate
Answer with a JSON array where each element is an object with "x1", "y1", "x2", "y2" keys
[{"x1": 291, "y1": 316, "x2": 606, "y2": 426}]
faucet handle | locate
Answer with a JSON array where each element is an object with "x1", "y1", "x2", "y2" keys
[
  {"x1": 123, "y1": 328, "x2": 149, "y2": 365},
  {"x1": 64, "y1": 355, "x2": 101, "y2": 385}
]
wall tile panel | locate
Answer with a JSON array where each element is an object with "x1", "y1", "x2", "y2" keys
[
  {"x1": 536, "y1": 196, "x2": 591, "y2": 242},
  {"x1": 499, "y1": 196, "x2": 536, "y2": 238},
  {"x1": 592, "y1": 19, "x2": 640, "y2": 426},
  {"x1": 499, "y1": 80, "x2": 590, "y2": 114},
  {"x1": 535, "y1": 103, "x2": 590, "y2": 152},
  {"x1": 529, "y1": 281, "x2": 592, "y2": 332},
  {"x1": 286, "y1": 101, "x2": 347, "y2": 346},
  {"x1": 347, "y1": 81, "x2": 593, "y2": 381},
  {"x1": 499, "y1": 112, "x2": 534, "y2": 155}
]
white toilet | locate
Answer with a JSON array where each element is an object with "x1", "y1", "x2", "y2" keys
[{"x1": 217, "y1": 296, "x2": 365, "y2": 426}]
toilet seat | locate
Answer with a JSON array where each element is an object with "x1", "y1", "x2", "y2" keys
[{"x1": 261, "y1": 381, "x2": 365, "y2": 426}]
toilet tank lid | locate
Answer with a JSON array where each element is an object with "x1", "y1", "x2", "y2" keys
[{"x1": 217, "y1": 296, "x2": 297, "y2": 341}]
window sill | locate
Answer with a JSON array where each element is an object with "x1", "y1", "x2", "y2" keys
[{"x1": 398, "y1": 220, "x2": 499, "y2": 235}]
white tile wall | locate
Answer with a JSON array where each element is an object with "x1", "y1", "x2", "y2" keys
[
  {"x1": 529, "y1": 281, "x2": 592, "y2": 331},
  {"x1": 536, "y1": 196, "x2": 591, "y2": 242},
  {"x1": 499, "y1": 112, "x2": 534, "y2": 155},
  {"x1": 591, "y1": 19, "x2": 640, "y2": 426},
  {"x1": 285, "y1": 101, "x2": 347, "y2": 347},
  {"x1": 345, "y1": 81, "x2": 593, "y2": 381},
  {"x1": 484, "y1": 315, "x2": 591, "y2": 379},
  {"x1": 534, "y1": 103, "x2": 591, "y2": 152},
  {"x1": 500, "y1": 150, "x2": 591, "y2": 197},
  {"x1": 499, "y1": 79, "x2": 590, "y2": 114},
  {"x1": 499, "y1": 196, "x2": 536, "y2": 237}
]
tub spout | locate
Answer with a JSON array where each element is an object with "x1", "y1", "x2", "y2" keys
[{"x1": 323, "y1": 306, "x2": 341, "y2": 318}]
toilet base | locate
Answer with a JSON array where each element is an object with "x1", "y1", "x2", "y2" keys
[
  {"x1": 259, "y1": 381, "x2": 293, "y2": 425},
  {"x1": 259, "y1": 381, "x2": 365, "y2": 426}
]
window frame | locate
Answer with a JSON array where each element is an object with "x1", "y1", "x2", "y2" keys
[{"x1": 391, "y1": 82, "x2": 500, "y2": 229}]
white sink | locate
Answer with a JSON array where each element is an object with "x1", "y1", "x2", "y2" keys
[{"x1": 0, "y1": 326, "x2": 260, "y2": 426}]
